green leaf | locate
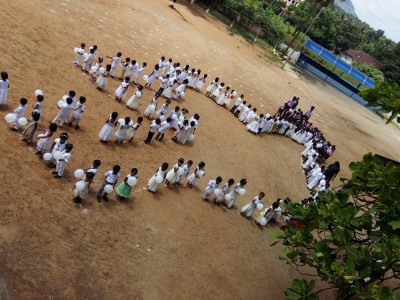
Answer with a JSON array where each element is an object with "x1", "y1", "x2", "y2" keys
[{"x1": 388, "y1": 221, "x2": 400, "y2": 229}]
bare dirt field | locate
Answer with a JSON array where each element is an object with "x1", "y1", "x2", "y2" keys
[{"x1": 0, "y1": 0, "x2": 399, "y2": 299}]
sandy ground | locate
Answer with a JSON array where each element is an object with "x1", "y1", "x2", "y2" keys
[{"x1": 0, "y1": 0, "x2": 399, "y2": 299}]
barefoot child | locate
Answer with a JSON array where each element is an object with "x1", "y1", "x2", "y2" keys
[
  {"x1": 108, "y1": 52, "x2": 122, "y2": 78},
  {"x1": 225, "y1": 178, "x2": 247, "y2": 208},
  {"x1": 52, "y1": 97, "x2": 73, "y2": 128},
  {"x1": 148, "y1": 162, "x2": 169, "y2": 193},
  {"x1": 11, "y1": 97, "x2": 27, "y2": 131},
  {"x1": 69, "y1": 96, "x2": 86, "y2": 130},
  {"x1": 35, "y1": 123, "x2": 58, "y2": 156},
  {"x1": 33, "y1": 94, "x2": 44, "y2": 116},
  {"x1": 53, "y1": 143, "x2": 73, "y2": 178},
  {"x1": 99, "y1": 112, "x2": 118, "y2": 143},
  {"x1": 126, "y1": 85, "x2": 143, "y2": 110},
  {"x1": 214, "y1": 178, "x2": 235, "y2": 204},
  {"x1": 176, "y1": 160, "x2": 193, "y2": 185},
  {"x1": 47, "y1": 132, "x2": 69, "y2": 168},
  {"x1": 82, "y1": 48, "x2": 95, "y2": 72},
  {"x1": 134, "y1": 62, "x2": 147, "y2": 84},
  {"x1": 126, "y1": 117, "x2": 143, "y2": 144},
  {"x1": 144, "y1": 64, "x2": 160, "y2": 89},
  {"x1": 73, "y1": 43, "x2": 85, "y2": 66},
  {"x1": 115, "y1": 117, "x2": 131, "y2": 144},
  {"x1": 21, "y1": 111, "x2": 40, "y2": 145},
  {"x1": 187, "y1": 162, "x2": 205, "y2": 188},
  {"x1": 203, "y1": 176, "x2": 222, "y2": 201},
  {"x1": 73, "y1": 172, "x2": 95, "y2": 203},
  {"x1": 116, "y1": 168, "x2": 138, "y2": 200},
  {"x1": 118, "y1": 57, "x2": 130, "y2": 80},
  {"x1": 96, "y1": 64, "x2": 111, "y2": 90},
  {"x1": 165, "y1": 158, "x2": 185, "y2": 187},
  {"x1": 240, "y1": 192, "x2": 265, "y2": 218},
  {"x1": 115, "y1": 77, "x2": 130, "y2": 102},
  {"x1": 143, "y1": 97, "x2": 158, "y2": 120}
]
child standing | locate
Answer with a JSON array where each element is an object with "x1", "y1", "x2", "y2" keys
[
  {"x1": 73, "y1": 172, "x2": 95, "y2": 203},
  {"x1": 82, "y1": 48, "x2": 95, "y2": 72},
  {"x1": 225, "y1": 178, "x2": 247, "y2": 208},
  {"x1": 165, "y1": 158, "x2": 185, "y2": 187},
  {"x1": 116, "y1": 168, "x2": 138, "y2": 200},
  {"x1": 174, "y1": 79, "x2": 188, "y2": 100},
  {"x1": 211, "y1": 82, "x2": 224, "y2": 101},
  {"x1": 203, "y1": 176, "x2": 222, "y2": 201},
  {"x1": 97, "y1": 165, "x2": 121, "y2": 202},
  {"x1": 187, "y1": 162, "x2": 206, "y2": 188},
  {"x1": 115, "y1": 77, "x2": 130, "y2": 102},
  {"x1": 144, "y1": 118, "x2": 161, "y2": 144},
  {"x1": 35, "y1": 123, "x2": 58, "y2": 156},
  {"x1": 144, "y1": 64, "x2": 160, "y2": 89},
  {"x1": 73, "y1": 43, "x2": 85, "y2": 66},
  {"x1": 156, "y1": 99, "x2": 171, "y2": 118},
  {"x1": 115, "y1": 117, "x2": 131, "y2": 143},
  {"x1": 162, "y1": 58, "x2": 173, "y2": 76},
  {"x1": 234, "y1": 100, "x2": 246, "y2": 118},
  {"x1": 134, "y1": 62, "x2": 147, "y2": 84},
  {"x1": 127, "y1": 59, "x2": 139, "y2": 79},
  {"x1": 230, "y1": 94, "x2": 243, "y2": 114},
  {"x1": 52, "y1": 97, "x2": 73, "y2": 128},
  {"x1": 52, "y1": 143, "x2": 73, "y2": 178},
  {"x1": 69, "y1": 96, "x2": 86, "y2": 130},
  {"x1": 155, "y1": 74, "x2": 170, "y2": 98},
  {"x1": 0, "y1": 71, "x2": 9, "y2": 106},
  {"x1": 240, "y1": 192, "x2": 265, "y2": 218},
  {"x1": 155, "y1": 117, "x2": 172, "y2": 142},
  {"x1": 239, "y1": 104, "x2": 252, "y2": 123},
  {"x1": 126, "y1": 117, "x2": 143, "y2": 144},
  {"x1": 21, "y1": 111, "x2": 40, "y2": 145},
  {"x1": 195, "y1": 74, "x2": 207, "y2": 92},
  {"x1": 33, "y1": 94, "x2": 44, "y2": 116},
  {"x1": 11, "y1": 97, "x2": 27, "y2": 131},
  {"x1": 90, "y1": 57, "x2": 104, "y2": 81},
  {"x1": 108, "y1": 52, "x2": 122, "y2": 78},
  {"x1": 118, "y1": 57, "x2": 131, "y2": 80},
  {"x1": 47, "y1": 132, "x2": 69, "y2": 168},
  {"x1": 96, "y1": 64, "x2": 111, "y2": 90},
  {"x1": 176, "y1": 160, "x2": 193, "y2": 185},
  {"x1": 126, "y1": 85, "x2": 143, "y2": 110},
  {"x1": 143, "y1": 97, "x2": 158, "y2": 120},
  {"x1": 148, "y1": 162, "x2": 169, "y2": 193},
  {"x1": 99, "y1": 112, "x2": 118, "y2": 143},
  {"x1": 214, "y1": 178, "x2": 235, "y2": 204},
  {"x1": 205, "y1": 77, "x2": 219, "y2": 97},
  {"x1": 163, "y1": 79, "x2": 177, "y2": 99}
]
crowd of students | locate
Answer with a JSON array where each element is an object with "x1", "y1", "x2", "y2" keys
[{"x1": 1, "y1": 38, "x2": 340, "y2": 227}]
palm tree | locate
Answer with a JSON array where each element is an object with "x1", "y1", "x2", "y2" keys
[{"x1": 282, "y1": 0, "x2": 334, "y2": 56}]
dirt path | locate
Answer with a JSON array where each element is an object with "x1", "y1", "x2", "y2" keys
[{"x1": 0, "y1": 0, "x2": 399, "y2": 299}]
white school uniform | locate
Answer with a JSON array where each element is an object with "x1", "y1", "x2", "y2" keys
[
  {"x1": 260, "y1": 119, "x2": 274, "y2": 133},
  {"x1": 144, "y1": 98, "x2": 158, "y2": 119},
  {"x1": 224, "y1": 91, "x2": 237, "y2": 106},
  {"x1": 98, "y1": 115, "x2": 116, "y2": 141},
  {"x1": 96, "y1": 71, "x2": 109, "y2": 89},
  {"x1": 110, "y1": 56, "x2": 121, "y2": 76},
  {"x1": 36, "y1": 130, "x2": 53, "y2": 153},
  {"x1": 246, "y1": 116, "x2": 261, "y2": 133},
  {"x1": 212, "y1": 85, "x2": 222, "y2": 97},
  {"x1": 127, "y1": 62, "x2": 139, "y2": 78},
  {"x1": 174, "y1": 83, "x2": 186, "y2": 99},
  {"x1": 206, "y1": 80, "x2": 217, "y2": 93},
  {"x1": 240, "y1": 196, "x2": 263, "y2": 217},
  {"x1": 135, "y1": 66, "x2": 145, "y2": 83},
  {"x1": 187, "y1": 167, "x2": 205, "y2": 186},
  {"x1": 239, "y1": 107, "x2": 250, "y2": 122},
  {"x1": 53, "y1": 103, "x2": 73, "y2": 126},
  {"x1": 72, "y1": 103, "x2": 86, "y2": 124},
  {"x1": 216, "y1": 89, "x2": 228, "y2": 105},
  {"x1": 115, "y1": 122, "x2": 129, "y2": 142},
  {"x1": 55, "y1": 150, "x2": 72, "y2": 176},
  {"x1": 177, "y1": 164, "x2": 191, "y2": 183},
  {"x1": 51, "y1": 138, "x2": 66, "y2": 162},
  {"x1": 163, "y1": 81, "x2": 176, "y2": 99},
  {"x1": 196, "y1": 77, "x2": 206, "y2": 90},
  {"x1": 166, "y1": 163, "x2": 181, "y2": 183},
  {"x1": 33, "y1": 101, "x2": 44, "y2": 115},
  {"x1": 147, "y1": 68, "x2": 160, "y2": 85},
  {"x1": 156, "y1": 104, "x2": 169, "y2": 117},
  {"x1": 0, "y1": 79, "x2": 9, "y2": 105},
  {"x1": 245, "y1": 111, "x2": 256, "y2": 123},
  {"x1": 74, "y1": 47, "x2": 85, "y2": 66},
  {"x1": 115, "y1": 82, "x2": 129, "y2": 99},
  {"x1": 177, "y1": 124, "x2": 194, "y2": 144},
  {"x1": 120, "y1": 61, "x2": 129, "y2": 78},
  {"x1": 13, "y1": 104, "x2": 27, "y2": 130},
  {"x1": 126, "y1": 123, "x2": 141, "y2": 140},
  {"x1": 83, "y1": 52, "x2": 95, "y2": 71},
  {"x1": 216, "y1": 183, "x2": 231, "y2": 203},
  {"x1": 203, "y1": 180, "x2": 219, "y2": 200},
  {"x1": 158, "y1": 120, "x2": 171, "y2": 134},
  {"x1": 126, "y1": 89, "x2": 142, "y2": 110},
  {"x1": 162, "y1": 62, "x2": 172, "y2": 76},
  {"x1": 148, "y1": 167, "x2": 167, "y2": 192},
  {"x1": 225, "y1": 184, "x2": 243, "y2": 208}
]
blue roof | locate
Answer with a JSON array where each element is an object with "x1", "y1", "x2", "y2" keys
[{"x1": 304, "y1": 39, "x2": 375, "y2": 88}]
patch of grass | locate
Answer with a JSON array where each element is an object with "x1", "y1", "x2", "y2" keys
[{"x1": 228, "y1": 32, "x2": 234, "y2": 36}]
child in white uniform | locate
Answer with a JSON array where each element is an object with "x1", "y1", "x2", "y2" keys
[
  {"x1": 240, "y1": 192, "x2": 265, "y2": 218},
  {"x1": 176, "y1": 160, "x2": 193, "y2": 185},
  {"x1": 144, "y1": 97, "x2": 158, "y2": 119},
  {"x1": 214, "y1": 179, "x2": 235, "y2": 204},
  {"x1": 148, "y1": 162, "x2": 169, "y2": 192},
  {"x1": 82, "y1": 48, "x2": 95, "y2": 72},
  {"x1": 69, "y1": 96, "x2": 86, "y2": 129},
  {"x1": 11, "y1": 97, "x2": 27, "y2": 131},
  {"x1": 115, "y1": 77, "x2": 130, "y2": 102},
  {"x1": 53, "y1": 97, "x2": 73, "y2": 128},
  {"x1": 126, "y1": 85, "x2": 143, "y2": 110},
  {"x1": 225, "y1": 179, "x2": 247, "y2": 208},
  {"x1": 134, "y1": 62, "x2": 147, "y2": 84},
  {"x1": 119, "y1": 57, "x2": 131, "y2": 80},
  {"x1": 203, "y1": 176, "x2": 222, "y2": 201},
  {"x1": 126, "y1": 117, "x2": 143, "y2": 144},
  {"x1": 187, "y1": 162, "x2": 206, "y2": 188},
  {"x1": 127, "y1": 59, "x2": 139, "y2": 79},
  {"x1": 73, "y1": 43, "x2": 85, "y2": 66},
  {"x1": 53, "y1": 143, "x2": 73, "y2": 178},
  {"x1": 165, "y1": 158, "x2": 185, "y2": 187},
  {"x1": 35, "y1": 123, "x2": 58, "y2": 156},
  {"x1": 155, "y1": 117, "x2": 172, "y2": 142},
  {"x1": 107, "y1": 52, "x2": 122, "y2": 78},
  {"x1": 115, "y1": 117, "x2": 131, "y2": 143}
]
